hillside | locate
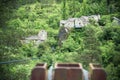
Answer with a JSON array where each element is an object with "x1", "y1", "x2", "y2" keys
[{"x1": 0, "y1": 0, "x2": 120, "y2": 80}]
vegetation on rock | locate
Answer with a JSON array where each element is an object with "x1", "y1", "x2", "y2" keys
[{"x1": 0, "y1": 0, "x2": 120, "y2": 80}]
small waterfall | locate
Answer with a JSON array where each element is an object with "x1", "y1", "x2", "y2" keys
[
  {"x1": 82, "y1": 69, "x2": 89, "y2": 80},
  {"x1": 48, "y1": 66, "x2": 53, "y2": 80}
]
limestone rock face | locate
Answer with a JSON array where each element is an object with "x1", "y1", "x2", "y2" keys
[
  {"x1": 58, "y1": 15, "x2": 100, "y2": 46},
  {"x1": 21, "y1": 30, "x2": 47, "y2": 45},
  {"x1": 112, "y1": 17, "x2": 120, "y2": 26},
  {"x1": 58, "y1": 27, "x2": 69, "y2": 46},
  {"x1": 60, "y1": 15, "x2": 100, "y2": 28},
  {"x1": 38, "y1": 30, "x2": 47, "y2": 41}
]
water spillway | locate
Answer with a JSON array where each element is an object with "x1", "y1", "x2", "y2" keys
[
  {"x1": 48, "y1": 66, "x2": 53, "y2": 80},
  {"x1": 82, "y1": 69, "x2": 89, "y2": 80},
  {"x1": 31, "y1": 63, "x2": 107, "y2": 80}
]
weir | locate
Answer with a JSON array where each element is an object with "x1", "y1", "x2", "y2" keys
[{"x1": 31, "y1": 63, "x2": 107, "y2": 80}]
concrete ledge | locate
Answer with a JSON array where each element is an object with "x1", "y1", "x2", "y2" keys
[
  {"x1": 53, "y1": 63, "x2": 83, "y2": 80},
  {"x1": 31, "y1": 63, "x2": 47, "y2": 80},
  {"x1": 89, "y1": 63, "x2": 107, "y2": 80}
]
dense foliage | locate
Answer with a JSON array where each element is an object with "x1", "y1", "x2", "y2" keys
[{"x1": 0, "y1": 0, "x2": 120, "y2": 80}]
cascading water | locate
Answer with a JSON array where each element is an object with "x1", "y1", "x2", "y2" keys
[
  {"x1": 82, "y1": 69, "x2": 89, "y2": 80},
  {"x1": 48, "y1": 66, "x2": 53, "y2": 80}
]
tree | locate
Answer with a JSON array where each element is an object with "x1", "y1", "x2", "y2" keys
[
  {"x1": 62, "y1": 0, "x2": 66, "y2": 19},
  {"x1": 80, "y1": 25, "x2": 101, "y2": 65}
]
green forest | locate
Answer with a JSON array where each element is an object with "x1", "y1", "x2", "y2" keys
[{"x1": 0, "y1": 0, "x2": 120, "y2": 80}]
